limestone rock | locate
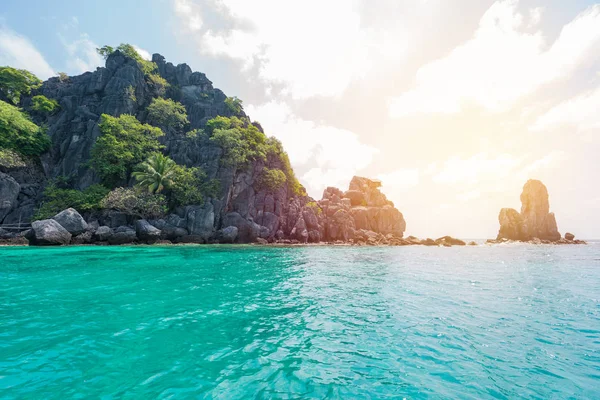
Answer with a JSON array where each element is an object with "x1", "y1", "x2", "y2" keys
[
  {"x1": 53, "y1": 208, "x2": 88, "y2": 235},
  {"x1": 94, "y1": 226, "x2": 113, "y2": 241},
  {"x1": 0, "y1": 172, "x2": 20, "y2": 222},
  {"x1": 565, "y1": 232, "x2": 575, "y2": 241},
  {"x1": 135, "y1": 219, "x2": 162, "y2": 242},
  {"x1": 27, "y1": 219, "x2": 72, "y2": 245},
  {"x1": 497, "y1": 208, "x2": 525, "y2": 241},
  {"x1": 108, "y1": 226, "x2": 137, "y2": 245},
  {"x1": 218, "y1": 226, "x2": 238, "y2": 243}
]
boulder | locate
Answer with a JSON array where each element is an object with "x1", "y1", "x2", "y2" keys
[
  {"x1": 222, "y1": 212, "x2": 261, "y2": 243},
  {"x1": 135, "y1": 219, "x2": 162, "y2": 242},
  {"x1": 53, "y1": 208, "x2": 88, "y2": 235},
  {"x1": 497, "y1": 208, "x2": 525, "y2": 241},
  {"x1": 343, "y1": 190, "x2": 366, "y2": 206},
  {"x1": 71, "y1": 231, "x2": 93, "y2": 245},
  {"x1": 27, "y1": 219, "x2": 72, "y2": 245},
  {"x1": 0, "y1": 172, "x2": 20, "y2": 222},
  {"x1": 255, "y1": 237, "x2": 268, "y2": 245},
  {"x1": 161, "y1": 225, "x2": 188, "y2": 240},
  {"x1": 219, "y1": 226, "x2": 238, "y2": 243},
  {"x1": 420, "y1": 238, "x2": 436, "y2": 246},
  {"x1": 435, "y1": 236, "x2": 466, "y2": 246},
  {"x1": 108, "y1": 227, "x2": 137, "y2": 245},
  {"x1": 565, "y1": 232, "x2": 575, "y2": 241},
  {"x1": 94, "y1": 226, "x2": 113, "y2": 241},
  {"x1": 186, "y1": 203, "x2": 215, "y2": 240}
]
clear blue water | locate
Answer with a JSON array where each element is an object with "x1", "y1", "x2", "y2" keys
[{"x1": 1, "y1": 243, "x2": 599, "y2": 399}]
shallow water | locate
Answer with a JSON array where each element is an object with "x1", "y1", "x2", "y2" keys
[{"x1": 1, "y1": 243, "x2": 599, "y2": 399}]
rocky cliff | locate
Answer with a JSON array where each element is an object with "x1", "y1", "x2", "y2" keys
[
  {"x1": 0, "y1": 50, "x2": 407, "y2": 245},
  {"x1": 494, "y1": 179, "x2": 582, "y2": 244}
]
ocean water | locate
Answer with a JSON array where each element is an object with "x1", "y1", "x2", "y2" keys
[{"x1": 1, "y1": 243, "x2": 599, "y2": 399}]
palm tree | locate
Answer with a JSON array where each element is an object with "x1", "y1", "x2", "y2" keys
[{"x1": 132, "y1": 153, "x2": 177, "y2": 193}]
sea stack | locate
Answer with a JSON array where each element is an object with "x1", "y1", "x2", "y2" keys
[{"x1": 496, "y1": 180, "x2": 573, "y2": 243}]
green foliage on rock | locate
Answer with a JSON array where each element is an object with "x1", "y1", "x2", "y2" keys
[
  {"x1": 90, "y1": 114, "x2": 164, "y2": 186},
  {"x1": 0, "y1": 149, "x2": 26, "y2": 168},
  {"x1": 33, "y1": 182, "x2": 110, "y2": 220},
  {"x1": 146, "y1": 98, "x2": 188, "y2": 131},
  {"x1": 31, "y1": 95, "x2": 59, "y2": 114},
  {"x1": 96, "y1": 45, "x2": 114, "y2": 59},
  {"x1": 207, "y1": 116, "x2": 267, "y2": 168},
  {"x1": 306, "y1": 201, "x2": 322, "y2": 215},
  {"x1": 96, "y1": 43, "x2": 158, "y2": 77},
  {"x1": 132, "y1": 152, "x2": 177, "y2": 194},
  {"x1": 169, "y1": 164, "x2": 220, "y2": 207},
  {"x1": 0, "y1": 100, "x2": 50, "y2": 156},
  {"x1": 0, "y1": 67, "x2": 41, "y2": 104},
  {"x1": 257, "y1": 168, "x2": 287, "y2": 191},
  {"x1": 100, "y1": 187, "x2": 167, "y2": 218},
  {"x1": 147, "y1": 74, "x2": 169, "y2": 96},
  {"x1": 265, "y1": 137, "x2": 304, "y2": 196},
  {"x1": 224, "y1": 96, "x2": 243, "y2": 115}
]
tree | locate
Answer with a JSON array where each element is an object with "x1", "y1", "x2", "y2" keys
[
  {"x1": 90, "y1": 114, "x2": 164, "y2": 186},
  {"x1": 96, "y1": 45, "x2": 114, "y2": 59},
  {"x1": 100, "y1": 187, "x2": 167, "y2": 218},
  {"x1": 0, "y1": 100, "x2": 50, "y2": 156},
  {"x1": 31, "y1": 95, "x2": 59, "y2": 114},
  {"x1": 224, "y1": 96, "x2": 243, "y2": 115},
  {"x1": 208, "y1": 116, "x2": 267, "y2": 168},
  {"x1": 169, "y1": 164, "x2": 220, "y2": 207},
  {"x1": 0, "y1": 67, "x2": 41, "y2": 104},
  {"x1": 257, "y1": 168, "x2": 287, "y2": 191},
  {"x1": 146, "y1": 98, "x2": 188, "y2": 131},
  {"x1": 132, "y1": 153, "x2": 177, "y2": 193},
  {"x1": 33, "y1": 183, "x2": 109, "y2": 220}
]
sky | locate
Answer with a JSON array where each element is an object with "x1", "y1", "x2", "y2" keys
[{"x1": 1, "y1": 0, "x2": 599, "y2": 238}]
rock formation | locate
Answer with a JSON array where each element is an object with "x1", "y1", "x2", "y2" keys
[{"x1": 494, "y1": 180, "x2": 582, "y2": 244}]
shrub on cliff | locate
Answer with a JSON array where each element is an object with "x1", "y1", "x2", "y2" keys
[
  {"x1": 146, "y1": 98, "x2": 188, "y2": 131},
  {"x1": 91, "y1": 114, "x2": 164, "y2": 186},
  {"x1": 31, "y1": 95, "x2": 60, "y2": 114},
  {"x1": 0, "y1": 67, "x2": 41, "y2": 104},
  {"x1": 33, "y1": 183, "x2": 110, "y2": 220},
  {"x1": 100, "y1": 187, "x2": 167, "y2": 218},
  {"x1": 224, "y1": 96, "x2": 243, "y2": 115},
  {"x1": 265, "y1": 137, "x2": 304, "y2": 196},
  {"x1": 0, "y1": 100, "x2": 50, "y2": 156},
  {"x1": 257, "y1": 168, "x2": 287, "y2": 191},
  {"x1": 208, "y1": 116, "x2": 267, "y2": 167},
  {"x1": 169, "y1": 165, "x2": 220, "y2": 207}
]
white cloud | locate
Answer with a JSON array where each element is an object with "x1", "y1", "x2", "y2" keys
[
  {"x1": 174, "y1": 0, "x2": 203, "y2": 31},
  {"x1": 133, "y1": 45, "x2": 152, "y2": 61},
  {"x1": 377, "y1": 169, "x2": 420, "y2": 192},
  {"x1": 433, "y1": 153, "x2": 522, "y2": 185},
  {"x1": 530, "y1": 86, "x2": 600, "y2": 135},
  {"x1": 518, "y1": 151, "x2": 566, "y2": 178},
  {"x1": 389, "y1": 1, "x2": 600, "y2": 117},
  {"x1": 174, "y1": 0, "x2": 371, "y2": 99},
  {"x1": 245, "y1": 101, "x2": 378, "y2": 197},
  {"x1": 61, "y1": 33, "x2": 104, "y2": 74},
  {"x1": 0, "y1": 27, "x2": 55, "y2": 79}
]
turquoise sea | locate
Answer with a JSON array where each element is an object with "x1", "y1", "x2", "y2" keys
[{"x1": 1, "y1": 243, "x2": 599, "y2": 399}]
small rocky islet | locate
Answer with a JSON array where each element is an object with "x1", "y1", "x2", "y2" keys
[{"x1": 0, "y1": 48, "x2": 585, "y2": 247}]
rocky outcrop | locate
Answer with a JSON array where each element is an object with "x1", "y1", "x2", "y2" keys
[
  {"x1": 26, "y1": 219, "x2": 72, "y2": 245},
  {"x1": 135, "y1": 219, "x2": 161, "y2": 242},
  {"x1": 494, "y1": 180, "x2": 582, "y2": 244},
  {"x1": 52, "y1": 208, "x2": 88, "y2": 235},
  {"x1": 0, "y1": 172, "x2": 20, "y2": 222}
]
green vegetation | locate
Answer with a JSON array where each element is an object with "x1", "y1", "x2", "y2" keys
[
  {"x1": 146, "y1": 98, "x2": 188, "y2": 131},
  {"x1": 90, "y1": 114, "x2": 164, "y2": 186},
  {"x1": 96, "y1": 43, "x2": 158, "y2": 76},
  {"x1": 132, "y1": 152, "x2": 177, "y2": 194},
  {"x1": 0, "y1": 149, "x2": 26, "y2": 168},
  {"x1": 224, "y1": 96, "x2": 243, "y2": 115},
  {"x1": 100, "y1": 187, "x2": 167, "y2": 219},
  {"x1": 0, "y1": 67, "x2": 41, "y2": 104},
  {"x1": 169, "y1": 164, "x2": 220, "y2": 207},
  {"x1": 125, "y1": 85, "x2": 136, "y2": 102},
  {"x1": 306, "y1": 201, "x2": 322, "y2": 215},
  {"x1": 33, "y1": 182, "x2": 110, "y2": 220},
  {"x1": 257, "y1": 168, "x2": 287, "y2": 191},
  {"x1": 147, "y1": 74, "x2": 169, "y2": 96},
  {"x1": 0, "y1": 100, "x2": 50, "y2": 156},
  {"x1": 207, "y1": 116, "x2": 267, "y2": 168},
  {"x1": 265, "y1": 137, "x2": 304, "y2": 196},
  {"x1": 31, "y1": 95, "x2": 59, "y2": 114},
  {"x1": 57, "y1": 72, "x2": 69, "y2": 82}
]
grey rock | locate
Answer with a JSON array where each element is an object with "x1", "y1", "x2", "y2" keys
[
  {"x1": 219, "y1": 226, "x2": 238, "y2": 243},
  {"x1": 94, "y1": 226, "x2": 113, "y2": 241},
  {"x1": 108, "y1": 227, "x2": 137, "y2": 245},
  {"x1": 135, "y1": 219, "x2": 162, "y2": 242},
  {"x1": 27, "y1": 219, "x2": 72, "y2": 245},
  {"x1": 0, "y1": 172, "x2": 20, "y2": 222},
  {"x1": 52, "y1": 208, "x2": 88, "y2": 235}
]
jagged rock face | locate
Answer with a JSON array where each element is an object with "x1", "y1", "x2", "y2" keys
[
  {"x1": 497, "y1": 180, "x2": 561, "y2": 241},
  {"x1": 0, "y1": 172, "x2": 20, "y2": 222}
]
